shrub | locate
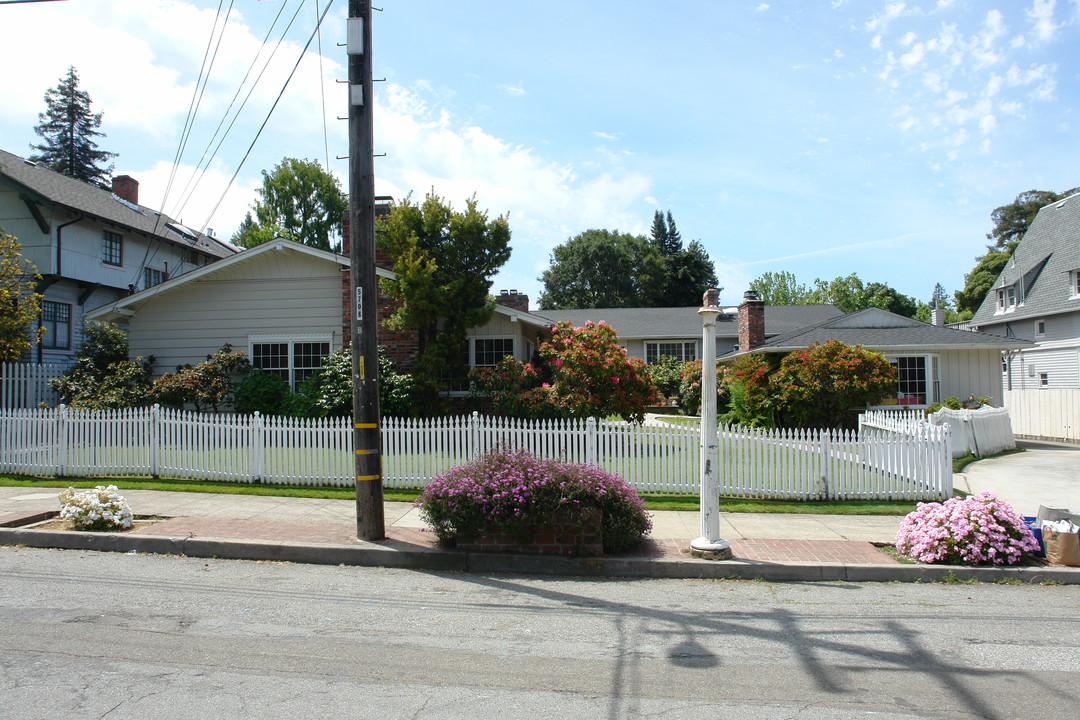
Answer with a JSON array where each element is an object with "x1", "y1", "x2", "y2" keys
[
  {"x1": 150, "y1": 345, "x2": 250, "y2": 412},
  {"x1": 294, "y1": 346, "x2": 420, "y2": 418},
  {"x1": 471, "y1": 321, "x2": 657, "y2": 422},
  {"x1": 648, "y1": 355, "x2": 685, "y2": 400},
  {"x1": 234, "y1": 369, "x2": 297, "y2": 416},
  {"x1": 771, "y1": 340, "x2": 895, "y2": 429},
  {"x1": 925, "y1": 395, "x2": 991, "y2": 415},
  {"x1": 894, "y1": 492, "x2": 1040, "y2": 565},
  {"x1": 677, "y1": 359, "x2": 729, "y2": 416},
  {"x1": 58, "y1": 485, "x2": 133, "y2": 531},
  {"x1": 416, "y1": 447, "x2": 652, "y2": 553},
  {"x1": 51, "y1": 322, "x2": 153, "y2": 409},
  {"x1": 719, "y1": 354, "x2": 777, "y2": 427}
]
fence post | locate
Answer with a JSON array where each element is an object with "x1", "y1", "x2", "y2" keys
[
  {"x1": 586, "y1": 417, "x2": 597, "y2": 465},
  {"x1": 149, "y1": 404, "x2": 160, "y2": 479},
  {"x1": 56, "y1": 404, "x2": 68, "y2": 478},
  {"x1": 819, "y1": 429, "x2": 831, "y2": 499},
  {"x1": 470, "y1": 411, "x2": 479, "y2": 461},
  {"x1": 252, "y1": 412, "x2": 264, "y2": 483}
]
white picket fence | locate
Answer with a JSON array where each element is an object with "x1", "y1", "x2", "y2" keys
[
  {"x1": 0, "y1": 406, "x2": 952, "y2": 499},
  {"x1": 0, "y1": 362, "x2": 63, "y2": 409},
  {"x1": 926, "y1": 406, "x2": 1015, "y2": 458}
]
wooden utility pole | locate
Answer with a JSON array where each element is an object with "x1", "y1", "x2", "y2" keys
[{"x1": 348, "y1": 0, "x2": 385, "y2": 540}]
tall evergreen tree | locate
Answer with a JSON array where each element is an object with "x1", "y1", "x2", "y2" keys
[
  {"x1": 29, "y1": 66, "x2": 116, "y2": 188},
  {"x1": 649, "y1": 210, "x2": 718, "y2": 306}
]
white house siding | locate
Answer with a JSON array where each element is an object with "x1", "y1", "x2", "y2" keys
[
  {"x1": 1004, "y1": 343, "x2": 1080, "y2": 390},
  {"x1": 0, "y1": 189, "x2": 51, "y2": 270},
  {"x1": 936, "y1": 348, "x2": 1006, "y2": 406},
  {"x1": 1004, "y1": 388, "x2": 1080, "y2": 442},
  {"x1": 466, "y1": 313, "x2": 543, "y2": 363},
  {"x1": 124, "y1": 251, "x2": 343, "y2": 376}
]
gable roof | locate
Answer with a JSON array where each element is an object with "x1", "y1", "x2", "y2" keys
[
  {"x1": 530, "y1": 304, "x2": 844, "y2": 339},
  {"x1": 729, "y1": 307, "x2": 1031, "y2": 357},
  {"x1": 85, "y1": 238, "x2": 376, "y2": 321},
  {"x1": 0, "y1": 147, "x2": 236, "y2": 260},
  {"x1": 969, "y1": 191, "x2": 1080, "y2": 326}
]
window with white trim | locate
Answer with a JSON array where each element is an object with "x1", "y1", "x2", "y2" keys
[
  {"x1": 1072, "y1": 270, "x2": 1080, "y2": 298},
  {"x1": 102, "y1": 231, "x2": 123, "y2": 266},
  {"x1": 1039, "y1": 372, "x2": 1049, "y2": 387},
  {"x1": 447, "y1": 337, "x2": 515, "y2": 394},
  {"x1": 880, "y1": 355, "x2": 937, "y2": 407},
  {"x1": 1035, "y1": 319, "x2": 1046, "y2": 337},
  {"x1": 996, "y1": 284, "x2": 1017, "y2": 312},
  {"x1": 250, "y1": 339, "x2": 331, "y2": 388},
  {"x1": 645, "y1": 341, "x2": 696, "y2": 364},
  {"x1": 41, "y1": 300, "x2": 71, "y2": 350}
]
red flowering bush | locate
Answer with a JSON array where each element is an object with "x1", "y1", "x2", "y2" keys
[
  {"x1": 416, "y1": 447, "x2": 652, "y2": 553},
  {"x1": 471, "y1": 321, "x2": 657, "y2": 422},
  {"x1": 770, "y1": 340, "x2": 895, "y2": 428}
]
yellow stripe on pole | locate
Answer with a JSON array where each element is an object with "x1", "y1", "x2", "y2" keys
[
  {"x1": 356, "y1": 474, "x2": 381, "y2": 482},
  {"x1": 354, "y1": 423, "x2": 378, "y2": 429},
  {"x1": 355, "y1": 449, "x2": 378, "y2": 455}
]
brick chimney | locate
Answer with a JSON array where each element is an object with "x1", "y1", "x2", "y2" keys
[
  {"x1": 495, "y1": 289, "x2": 529, "y2": 313},
  {"x1": 111, "y1": 175, "x2": 139, "y2": 205},
  {"x1": 737, "y1": 289, "x2": 765, "y2": 352}
]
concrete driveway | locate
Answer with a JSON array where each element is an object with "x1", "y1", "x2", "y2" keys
[{"x1": 956, "y1": 439, "x2": 1080, "y2": 516}]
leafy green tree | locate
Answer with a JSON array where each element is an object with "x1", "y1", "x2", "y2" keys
[
  {"x1": 986, "y1": 188, "x2": 1078, "y2": 251},
  {"x1": 234, "y1": 158, "x2": 347, "y2": 251},
  {"x1": 471, "y1": 321, "x2": 657, "y2": 422},
  {"x1": 377, "y1": 191, "x2": 512, "y2": 400},
  {"x1": 51, "y1": 323, "x2": 153, "y2": 409},
  {"x1": 862, "y1": 281, "x2": 917, "y2": 317},
  {"x1": 0, "y1": 228, "x2": 44, "y2": 362},
  {"x1": 914, "y1": 283, "x2": 966, "y2": 324},
  {"x1": 750, "y1": 271, "x2": 813, "y2": 305},
  {"x1": 646, "y1": 355, "x2": 685, "y2": 400},
  {"x1": 954, "y1": 250, "x2": 1011, "y2": 315},
  {"x1": 538, "y1": 229, "x2": 663, "y2": 309},
  {"x1": 770, "y1": 341, "x2": 896, "y2": 429},
  {"x1": 29, "y1": 66, "x2": 116, "y2": 188}
]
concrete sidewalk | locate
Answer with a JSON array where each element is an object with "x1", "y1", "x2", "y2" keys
[{"x1": 1, "y1": 486, "x2": 1076, "y2": 583}]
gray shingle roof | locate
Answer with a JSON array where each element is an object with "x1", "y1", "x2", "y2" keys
[
  {"x1": 0, "y1": 148, "x2": 237, "y2": 260},
  {"x1": 531, "y1": 304, "x2": 844, "y2": 339},
  {"x1": 969, "y1": 191, "x2": 1080, "y2": 327},
  {"x1": 738, "y1": 307, "x2": 1030, "y2": 355}
]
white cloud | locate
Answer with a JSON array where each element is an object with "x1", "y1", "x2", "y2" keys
[
  {"x1": 866, "y1": 2, "x2": 909, "y2": 32},
  {"x1": 373, "y1": 83, "x2": 651, "y2": 260},
  {"x1": 498, "y1": 84, "x2": 527, "y2": 97},
  {"x1": 592, "y1": 130, "x2": 619, "y2": 140},
  {"x1": 755, "y1": 3, "x2": 770, "y2": 11},
  {"x1": 1026, "y1": 0, "x2": 1060, "y2": 43}
]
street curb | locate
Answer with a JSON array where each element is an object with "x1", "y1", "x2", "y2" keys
[{"x1": 2, "y1": 527, "x2": 1078, "y2": 584}]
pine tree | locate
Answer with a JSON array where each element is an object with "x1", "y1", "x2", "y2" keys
[{"x1": 29, "y1": 66, "x2": 116, "y2": 188}]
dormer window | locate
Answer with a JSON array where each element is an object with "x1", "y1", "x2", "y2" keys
[
  {"x1": 1072, "y1": 270, "x2": 1080, "y2": 298},
  {"x1": 996, "y1": 284, "x2": 1017, "y2": 312}
]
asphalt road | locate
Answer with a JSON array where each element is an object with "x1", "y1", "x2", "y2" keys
[{"x1": 2, "y1": 547, "x2": 1079, "y2": 720}]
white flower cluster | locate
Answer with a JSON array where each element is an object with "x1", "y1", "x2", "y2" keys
[{"x1": 58, "y1": 485, "x2": 133, "y2": 531}]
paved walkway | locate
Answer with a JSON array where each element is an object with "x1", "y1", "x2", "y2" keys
[{"x1": 1, "y1": 440, "x2": 1077, "y2": 582}]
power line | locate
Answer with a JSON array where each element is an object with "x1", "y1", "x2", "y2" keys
[
  {"x1": 169, "y1": 0, "x2": 303, "y2": 221},
  {"x1": 198, "y1": 0, "x2": 337, "y2": 234}
]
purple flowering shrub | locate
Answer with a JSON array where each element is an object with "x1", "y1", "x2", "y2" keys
[
  {"x1": 417, "y1": 447, "x2": 652, "y2": 553},
  {"x1": 894, "y1": 492, "x2": 1040, "y2": 565}
]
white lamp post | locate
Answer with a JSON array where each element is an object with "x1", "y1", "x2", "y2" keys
[{"x1": 691, "y1": 288, "x2": 732, "y2": 559}]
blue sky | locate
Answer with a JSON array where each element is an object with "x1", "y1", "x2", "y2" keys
[{"x1": 2, "y1": 0, "x2": 1077, "y2": 307}]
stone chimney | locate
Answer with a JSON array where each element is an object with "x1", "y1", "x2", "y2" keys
[
  {"x1": 495, "y1": 289, "x2": 529, "y2": 313},
  {"x1": 737, "y1": 289, "x2": 765, "y2": 352},
  {"x1": 111, "y1": 175, "x2": 139, "y2": 205}
]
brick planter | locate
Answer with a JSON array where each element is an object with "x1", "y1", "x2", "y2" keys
[{"x1": 455, "y1": 507, "x2": 603, "y2": 557}]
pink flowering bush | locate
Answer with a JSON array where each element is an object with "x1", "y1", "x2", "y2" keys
[
  {"x1": 417, "y1": 447, "x2": 652, "y2": 553},
  {"x1": 894, "y1": 492, "x2": 1040, "y2": 565}
]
